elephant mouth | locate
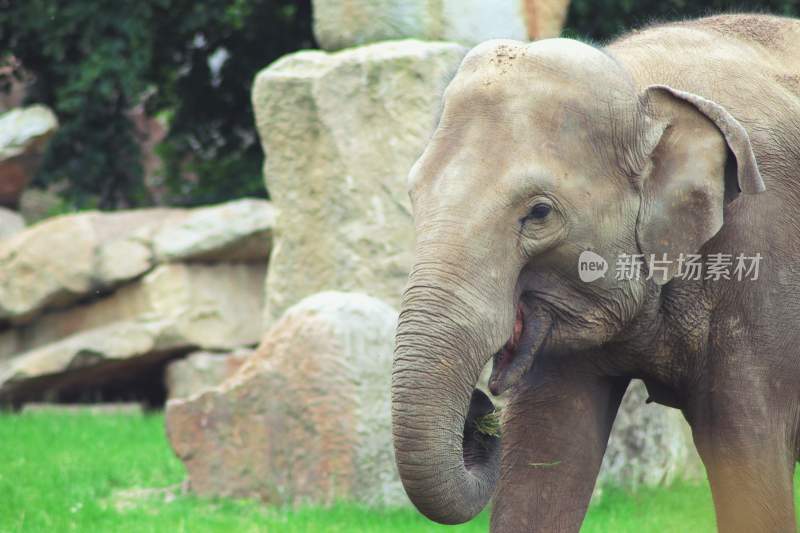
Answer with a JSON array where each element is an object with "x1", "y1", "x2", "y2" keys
[{"x1": 488, "y1": 302, "x2": 551, "y2": 396}]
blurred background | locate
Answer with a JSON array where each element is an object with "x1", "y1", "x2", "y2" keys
[
  {"x1": 2, "y1": 0, "x2": 796, "y2": 214},
  {"x1": 1, "y1": 1, "x2": 798, "y2": 532}
]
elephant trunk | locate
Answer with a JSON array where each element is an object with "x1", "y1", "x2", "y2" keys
[{"x1": 392, "y1": 261, "x2": 512, "y2": 524}]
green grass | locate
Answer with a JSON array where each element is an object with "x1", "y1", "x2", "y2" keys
[{"x1": 0, "y1": 411, "x2": 789, "y2": 532}]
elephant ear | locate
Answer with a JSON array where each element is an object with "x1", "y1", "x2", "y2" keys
[{"x1": 635, "y1": 85, "x2": 765, "y2": 284}]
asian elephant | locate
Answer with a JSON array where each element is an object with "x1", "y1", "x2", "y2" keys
[{"x1": 391, "y1": 14, "x2": 800, "y2": 533}]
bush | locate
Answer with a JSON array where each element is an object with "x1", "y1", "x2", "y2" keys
[
  {"x1": 566, "y1": 0, "x2": 799, "y2": 42},
  {"x1": 2, "y1": 1, "x2": 797, "y2": 209},
  {"x1": 0, "y1": 0, "x2": 313, "y2": 209}
]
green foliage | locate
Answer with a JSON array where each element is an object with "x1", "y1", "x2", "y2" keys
[
  {"x1": 4, "y1": 1, "x2": 798, "y2": 210},
  {"x1": 566, "y1": 0, "x2": 799, "y2": 42},
  {"x1": 0, "y1": 1, "x2": 153, "y2": 209},
  {"x1": 144, "y1": 0, "x2": 313, "y2": 206},
  {"x1": 0, "y1": 0, "x2": 313, "y2": 209},
  {"x1": 474, "y1": 409, "x2": 502, "y2": 437}
]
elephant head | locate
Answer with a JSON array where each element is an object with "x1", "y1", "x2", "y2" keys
[{"x1": 391, "y1": 38, "x2": 764, "y2": 524}]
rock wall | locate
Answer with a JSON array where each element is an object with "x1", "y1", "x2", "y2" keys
[
  {"x1": 0, "y1": 198, "x2": 273, "y2": 324},
  {"x1": 0, "y1": 199, "x2": 274, "y2": 405}
]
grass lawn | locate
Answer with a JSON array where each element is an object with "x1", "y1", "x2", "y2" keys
[{"x1": 0, "y1": 411, "x2": 792, "y2": 532}]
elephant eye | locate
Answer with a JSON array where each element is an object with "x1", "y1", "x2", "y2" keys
[{"x1": 527, "y1": 203, "x2": 551, "y2": 220}]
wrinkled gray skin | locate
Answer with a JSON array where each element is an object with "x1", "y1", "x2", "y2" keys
[{"x1": 391, "y1": 14, "x2": 800, "y2": 533}]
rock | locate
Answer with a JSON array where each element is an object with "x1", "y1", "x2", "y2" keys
[
  {"x1": 0, "y1": 320, "x2": 170, "y2": 403},
  {"x1": 313, "y1": 0, "x2": 535, "y2": 50},
  {"x1": 96, "y1": 238, "x2": 153, "y2": 286},
  {"x1": 598, "y1": 380, "x2": 703, "y2": 488},
  {"x1": 0, "y1": 263, "x2": 265, "y2": 403},
  {"x1": 166, "y1": 292, "x2": 406, "y2": 507},
  {"x1": 165, "y1": 349, "x2": 252, "y2": 400},
  {"x1": 0, "y1": 105, "x2": 58, "y2": 207},
  {"x1": 0, "y1": 210, "x2": 170, "y2": 323},
  {"x1": 151, "y1": 198, "x2": 275, "y2": 262},
  {"x1": 107, "y1": 262, "x2": 266, "y2": 351},
  {"x1": 0, "y1": 207, "x2": 24, "y2": 240},
  {"x1": 0, "y1": 262, "x2": 266, "y2": 360},
  {"x1": 253, "y1": 40, "x2": 466, "y2": 324},
  {"x1": 0, "y1": 199, "x2": 274, "y2": 323}
]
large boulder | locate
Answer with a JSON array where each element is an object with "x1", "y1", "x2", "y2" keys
[
  {"x1": 598, "y1": 380, "x2": 703, "y2": 488},
  {"x1": 166, "y1": 292, "x2": 405, "y2": 507},
  {"x1": 253, "y1": 40, "x2": 466, "y2": 324},
  {"x1": 0, "y1": 105, "x2": 58, "y2": 208},
  {"x1": 0, "y1": 209, "x2": 176, "y2": 323},
  {"x1": 0, "y1": 263, "x2": 265, "y2": 403},
  {"x1": 0, "y1": 199, "x2": 274, "y2": 323},
  {"x1": 312, "y1": 0, "x2": 570, "y2": 50}
]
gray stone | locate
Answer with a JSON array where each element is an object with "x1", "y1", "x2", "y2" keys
[
  {"x1": 0, "y1": 210, "x2": 174, "y2": 323},
  {"x1": 0, "y1": 105, "x2": 58, "y2": 207},
  {"x1": 166, "y1": 292, "x2": 406, "y2": 507},
  {"x1": 253, "y1": 40, "x2": 467, "y2": 325},
  {"x1": 151, "y1": 198, "x2": 275, "y2": 262},
  {"x1": 0, "y1": 199, "x2": 274, "y2": 323},
  {"x1": 598, "y1": 380, "x2": 703, "y2": 488},
  {"x1": 0, "y1": 263, "x2": 265, "y2": 402},
  {"x1": 0, "y1": 320, "x2": 170, "y2": 401},
  {"x1": 0, "y1": 262, "x2": 266, "y2": 360}
]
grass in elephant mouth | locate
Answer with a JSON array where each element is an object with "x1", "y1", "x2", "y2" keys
[{"x1": 474, "y1": 409, "x2": 502, "y2": 437}]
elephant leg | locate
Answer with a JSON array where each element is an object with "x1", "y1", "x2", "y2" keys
[
  {"x1": 688, "y1": 393, "x2": 797, "y2": 533},
  {"x1": 490, "y1": 364, "x2": 628, "y2": 533}
]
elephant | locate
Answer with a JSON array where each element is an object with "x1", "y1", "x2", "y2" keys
[{"x1": 390, "y1": 13, "x2": 800, "y2": 533}]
